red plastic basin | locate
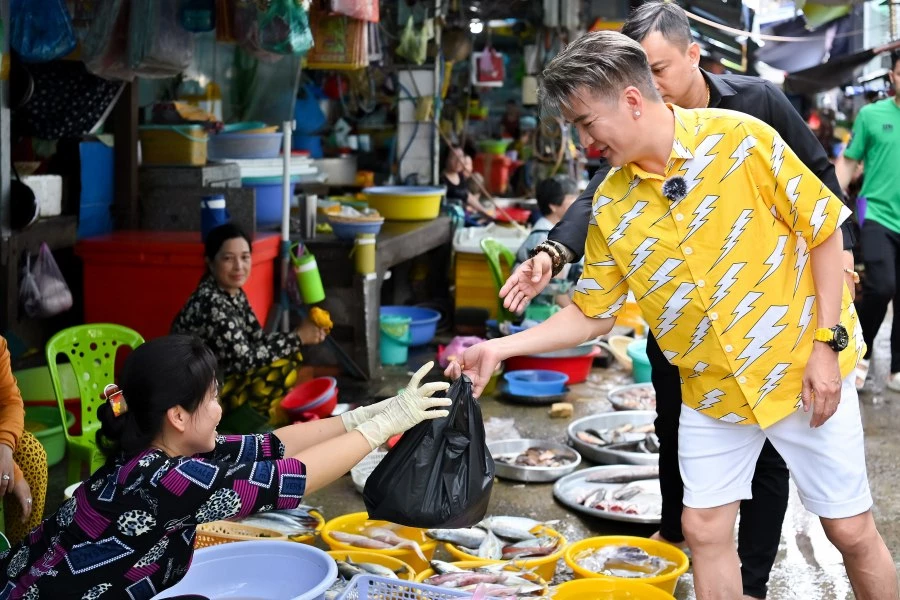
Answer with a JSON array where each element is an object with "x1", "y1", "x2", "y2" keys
[
  {"x1": 504, "y1": 347, "x2": 601, "y2": 384},
  {"x1": 281, "y1": 377, "x2": 338, "y2": 421}
]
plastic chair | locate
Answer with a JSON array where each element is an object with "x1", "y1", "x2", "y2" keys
[
  {"x1": 46, "y1": 324, "x2": 144, "y2": 485},
  {"x1": 480, "y1": 238, "x2": 517, "y2": 323}
]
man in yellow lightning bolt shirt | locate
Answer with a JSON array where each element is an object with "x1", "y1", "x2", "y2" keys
[{"x1": 447, "y1": 31, "x2": 897, "y2": 600}]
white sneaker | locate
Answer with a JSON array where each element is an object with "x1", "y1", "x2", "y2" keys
[{"x1": 887, "y1": 372, "x2": 900, "y2": 393}]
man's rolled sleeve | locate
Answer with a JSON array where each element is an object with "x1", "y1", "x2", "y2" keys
[
  {"x1": 754, "y1": 125, "x2": 850, "y2": 250},
  {"x1": 572, "y1": 203, "x2": 629, "y2": 319}
]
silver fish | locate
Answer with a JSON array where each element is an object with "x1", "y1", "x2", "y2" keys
[
  {"x1": 479, "y1": 516, "x2": 540, "y2": 541},
  {"x1": 501, "y1": 536, "x2": 559, "y2": 560},
  {"x1": 362, "y1": 526, "x2": 427, "y2": 563},
  {"x1": 477, "y1": 528, "x2": 504, "y2": 560},
  {"x1": 430, "y1": 559, "x2": 466, "y2": 574},
  {"x1": 585, "y1": 466, "x2": 660, "y2": 484},
  {"x1": 330, "y1": 531, "x2": 393, "y2": 549},
  {"x1": 426, "y1": 527, "x2": 488, "y2": 548}
]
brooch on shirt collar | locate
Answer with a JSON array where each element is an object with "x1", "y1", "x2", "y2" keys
[{"x1": 662, "y1": 176, "x2": 688, "y2": 203}]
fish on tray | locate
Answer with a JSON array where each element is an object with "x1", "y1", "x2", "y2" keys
[
  {"x1": 426, "y1": 515, "x2": 559, "y2": 561},
  {"x1": 330, "y1": 529, "x2": 427, "y2": 562},
  {"x1": 575, "y1": 544, "x2": 676, "y2": 579},
  {"x1": 584, "y1": 465, "x2": 659, "y2": 483},
  {"x1": 574, "y1": 479, "x2": 662, "y2": 516},
  {"x1": 575, "y1": 423, "x2": 655, "y2": 448},
  {"x1": 494, "y1": 447, "x2": 576, "y2": 468},
  {"x1": 235, "y1": 505, "x2": 322, "y2": 538},
  {"x1": 611, "y1": 386, "x2": 656, "y2": 409},
  {"x1": 425, "y1": 561, "x2": 547, "y2": 597}
]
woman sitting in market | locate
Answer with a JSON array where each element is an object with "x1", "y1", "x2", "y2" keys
[
  {"x1": 171, "y1": 223, "x2": 328, "y2": 432},
  {"x1": 0, "y1": 335, "x2": 451, "y2": 597},
  {"x1": 441, "y1": 145, "x2": 493, "y2": 222},
  {"x1": 0, "y1": 335, "x2": 48, "y2": 546}
]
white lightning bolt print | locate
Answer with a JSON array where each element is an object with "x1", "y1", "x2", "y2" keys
[
  {"x1": 588, "y1": 254, "x2": 616, "y2": 267},
  {"x1": 656, "y1": 282, "x2": 695, "y2": 339},
  {"x1": 679, "y1": 134, "x2": 723, "y2": 194},
  {"x1": 785, "y1": 174, "x2": 802, "y2": 229},
  {"x1": 574, "y1": 278, "x2": 604, "y2": 296},
  {"x1": 590, "y1": 195, "x2": 614, "y2": 226},
  {"x1": 757, "y1": 235, "x2": 788, "y2": 286},
  {"x1": 616, "y1": 238, "x2": 658, "y2": 285},
  {"x1": 607, "y1": 201, "x2": 647, "y2": 247},
  {"x1": 685, "y1": 316, "x2": 711, "y2": 356},
  {"x1": 642, "y1": 258, "x2": 683, "y2": 299},
  {"x1": 597, "y1": 293, "x2": 628, "y2": 319},
  {"x1": 689, "y1": 361, "x2": 709, "y2": 378},
  {"x1": 793, "y1": 242, "x2": 809, "y2": 295},
  {"x1": 682, "y1": 195, "x2": 717, "y2": 245},
  {"x1": 809, "y1": 197, "x2": 830, "y2": 240},
  {"x1": 734, "y1": 305, "x2": 789, "y2": 377},
  {"x1": 711, "y1": 209, "x2": 753, "y2": 270},
  {"x1": 617, "y1": 176, "x2": 641, "y2": 203},
  {"x1": 710, "y1": 262, "x2": 746, "y2": 309},
  {"x1": 673, "y1": 139, "x2": 691, "y2": 158},
  {"x1": 697, "y1": 389, "x2": 725, "y2": 411},
  {"x1": 724, "y1": 291, "x2": 763, "y2": 334},
  {"x1": 755, "y1": 362, "x2": 790, "y2": 408},
  {"x1": 770, "y1": 136, "x2": 786, "y2": 178},
  {"x1": 721, "y1": 134, "x2": 757, "y2": 181},
  {"x1": 663, "y1": 350, "x2": 679, "y2": 362},
  {"x1": 719, "y1": 413, "x2": 747, "y2": 424},
  {"x1": 794, "y1": 295, "x2": 815, "y2": 350}
]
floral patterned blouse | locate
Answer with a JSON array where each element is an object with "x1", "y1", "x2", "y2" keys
[
  {"x1": 0, "y1": 433, "x2": 305, "y2": 600},
  {"x1": 171, "y1": 277, "x2": 303, "y2": 377}
]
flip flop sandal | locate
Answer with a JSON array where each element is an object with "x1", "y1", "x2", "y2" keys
[{"x1": 855, "y1": 358, "x2": 870, "y2": 391}]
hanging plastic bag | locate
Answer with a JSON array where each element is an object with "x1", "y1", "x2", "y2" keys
[
  {"x1": 477, "y1": 47, "x2": 505, "y2": 84},
  {"x1": 82, "y1": 0, "x2": 134, "y2": 81},
  {"x1": 363, "y1": 376, "x2": 495, "y2": 528},
  {"x1": 21, "y1": 244, "x2": 73, "y2": 318},
  {"x1": 10, "y1": 0, "x2": 77, "y2": 62},
  {"x1": 258, "y1": 0, "x2": 314, "y2": 56},
  {"x1": 294, "y1": 84, "x2": 327, "y2": 134},
  {"x1": 128, "y1": 0, "x2": 194, "y2": 78}
]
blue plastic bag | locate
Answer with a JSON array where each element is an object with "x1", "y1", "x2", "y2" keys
[{"x1": 10, "y1": 0, "x2": 77, "y2": 62}]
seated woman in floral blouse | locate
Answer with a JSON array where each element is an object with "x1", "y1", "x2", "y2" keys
[
  {"x1": 0, "y1": 335, "x2": 450, "y2": 598},
  {"x1": 171, "y1": 223, "x2": 327, "y2": 431}
]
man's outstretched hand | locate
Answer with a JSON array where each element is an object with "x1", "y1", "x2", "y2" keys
[{"x1": 500, "y1": 252, "x2": 554, "y2": 314}]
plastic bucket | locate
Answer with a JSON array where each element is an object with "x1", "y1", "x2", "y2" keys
[
  {"x1": 380, "y1": 306, "x2": 441, "y2": 346},
  {"x1": 139, "y1": 124, "x2": 208, "y2": 166},
  {"x1": 379, "y1": 315, "x2": 411, "y2": 365},
  {"x1": 354, "y1": 233, "x2": 376, "y2": 275},
  {"x1": 626, "y1": 339, "x2": 652, "y2": 383},
  {"x1": 150, "y1": 540, "x2": 337, "y2": 600},
  {"x1": 200, "y1": 194, "x2": 229, "y2": 241},
  {"x1": 292, "y1": 247, "x2": 326, "y2": 305}
]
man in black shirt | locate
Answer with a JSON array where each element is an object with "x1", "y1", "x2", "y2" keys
[{"x1": 501, "y1": 4, "x2": 857, "y2": 598}]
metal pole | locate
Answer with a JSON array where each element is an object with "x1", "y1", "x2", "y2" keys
[
  {"x1": 279, "y1": 120, "x2": 294, "y2": 332},
  {"x1": 0, "y1": 0, "x2": 11, "y2": 237}
]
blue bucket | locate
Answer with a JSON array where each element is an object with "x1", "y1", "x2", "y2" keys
[
  {"x1": 243, "y1": 176, "x2": 300, "y2": 228},
  {"x1": 200, "y1": 194, "x2": 230, "y2": 241},
  {"x1": 380, "y1": 306, "x2": 441, "y2": 346},
  {"x1": 380, "y1": 315, "x2": 411, "y2": 365},
  {"x1": 152, "y1": 540, "x2": 337, "y2": 600}
]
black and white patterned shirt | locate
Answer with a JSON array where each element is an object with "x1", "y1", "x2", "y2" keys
[{"x1": 171, "y1": 277, "x2": 302, "y2": 377}]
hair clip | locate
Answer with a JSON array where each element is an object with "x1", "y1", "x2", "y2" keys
[{"x1": 104, "y1": 383, "x2": 128, "y2": 417}]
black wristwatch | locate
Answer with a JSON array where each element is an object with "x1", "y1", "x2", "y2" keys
[{"x1": 813, "y1": 324, "x2": 849, "y2": 352}]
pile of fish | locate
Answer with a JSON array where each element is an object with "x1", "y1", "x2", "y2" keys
[
  {"x1": 574, "y1": 544, "x2": 676, "y2": 579},
  {"x1": 329, "y1": 526, "x2": 428, "y2": 563},
  {"x1": 235, "y1": 505, "x2": 322, "y2": 540},
  {"x1": 610, "y1": 386, "x2": 656, "y2": 410},
  {"x1": 495, "y1": 447, "x2": 576, "y2": 468},
  {"x1": 423, "y1": 560, "x2": 546, "y2": 597},
  {"x1": 576, "y1": 423, "x2": 659, "y2": 454},
  {"x1": 426, "y1": 516, "x2": 561, "y2": 561},
  {"x1": 573, "y1": 468, "x2": 662, "y2": 516}
]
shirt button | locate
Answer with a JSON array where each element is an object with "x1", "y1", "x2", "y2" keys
[
  {"x1": 697, "y1": 280, "x2": 705, "y2": 288},
  {"x1": 684, "y1": 247, "x2": 693, "y2": 255},
  {"x1": 709, "y1": 312, "x2": 718, "y2": 321},
  {"x1": 675, "y1": 213, "x2": 684, "y2": 222},
  {"x1": 738, "y1": 376, "x2": 747, "y2": 384},
  {"x1": 724, "y1": 344, "x2": 733, "y2": 352}
]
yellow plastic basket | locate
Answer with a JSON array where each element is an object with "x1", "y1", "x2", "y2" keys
[
  {"x1": 563, "y1": 536, "x2": 689, "y2": 595},
  {"x1": 139, "y1": 125, "x2": 208, "y2": 166},
  {"x1": 321, "y1": 512, "x2": 437, "y2": 573},
  {"x1": 444, "y1": 525, "x2": 567, "y2": 582},
  {"x1": 327, "y1": 550, "x2": 417, "y2": 581},
  {"x1": 194, "y1": 520, "x2": 288, "y2": 549},
  {"x1": 415, "y1": 560, "x2": 548, "y2": 595},
  {"x1": 551, "y1": 578, "x2": 675, "y2": 599}
]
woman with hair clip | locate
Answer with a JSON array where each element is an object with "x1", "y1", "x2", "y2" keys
[{"x1": 0, "y1": 335, "x2": 451, "y2": 598}]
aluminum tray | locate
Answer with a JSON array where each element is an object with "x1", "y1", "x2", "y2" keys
[
  {"x1": 553, "y1": 465, "x2": 661, "y2": 525},
  {"x1": 567, "y1": 410, "x2": 658, "y2": 465},
  {"x1": 608, "y1": 382, "x2": 656, "y2": 411},
  {"x1": 488, "y1": 438, "x2": 581, "y2": 483}
]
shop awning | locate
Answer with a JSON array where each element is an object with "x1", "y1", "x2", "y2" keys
[{"x1": 782, "y1": 39, "x2": 900, "y2": 94}]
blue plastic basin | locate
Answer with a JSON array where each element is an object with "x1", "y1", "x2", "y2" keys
[
  {"x1": 328, "y1": 218, "x2": 384, "y2": 240},
  {"x1": 152, "y1": 540, "x2": 337, "y2": 600},
  {"x1": 243, "y1": 176, "x2": 300, "y2": 228},
  {"x1": 380, "y1": 306, "x2": 441, "y2": 346},
  {"x1": 627, "y1": 338, "x2": 652, "y2": 383},
  {"x1": 503, "y1": 369, "x2": 568, "y2": 396}
]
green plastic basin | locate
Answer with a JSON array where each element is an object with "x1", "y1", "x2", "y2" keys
[{"x1": 25, "y1": 406, "x2": 76, "y2": 467}]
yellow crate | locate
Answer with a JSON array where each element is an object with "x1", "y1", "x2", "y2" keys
[
  {"x1": 139, "y1": 125, "x2": 208, "y2": 166},
  {"x1": 454, "y1": 252, "x2": 509, "y2": 318}
]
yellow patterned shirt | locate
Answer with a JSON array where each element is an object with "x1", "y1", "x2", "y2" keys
[{"x1": 574, "y1": 105, "x2": 864, "y2": 428}]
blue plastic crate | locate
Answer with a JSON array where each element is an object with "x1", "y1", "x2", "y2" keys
[{"x1": 336, "y1": 575, "x2": 473, "y2": 600}]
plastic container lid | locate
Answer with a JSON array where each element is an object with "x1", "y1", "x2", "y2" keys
[{"x1": 242, "y1": 175, "x2": 302, "y2": 186}]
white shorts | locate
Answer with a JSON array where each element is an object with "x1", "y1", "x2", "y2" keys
[{"x1": 679, "y1": 374, "x2": 872, "y2": 519}]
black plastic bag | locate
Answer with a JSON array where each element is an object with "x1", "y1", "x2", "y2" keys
[{"x1": 363, "y1": 376, "x2": 495, "y2": 528}]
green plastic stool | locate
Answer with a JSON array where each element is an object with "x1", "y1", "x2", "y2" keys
[
  {"x1": 46, "y1": 324, "x2": 144, "y2": 485},
  {"x1": 480, "y1": 237, "x2": 518, "y2": 324}
]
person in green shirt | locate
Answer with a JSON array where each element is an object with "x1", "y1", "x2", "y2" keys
[{"x1": 837, "y1": 50, "x2": 900, "y2": 391}]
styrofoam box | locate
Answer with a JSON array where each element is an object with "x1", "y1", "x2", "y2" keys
[{"x1": 22, "y1": 175, "x2": 63, "y2": 217}]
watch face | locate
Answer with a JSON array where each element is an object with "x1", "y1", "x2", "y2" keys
[{"x1": 833, "y1": 325, "x2": 849, "y2": 351}]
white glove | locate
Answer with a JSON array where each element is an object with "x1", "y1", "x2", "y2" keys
[
  {"x1": 355, "y1": 361, "x2": 452, "y2": 450},
  {"x1": 340, "y1": 395, "x2": 393, "y2": 433}
]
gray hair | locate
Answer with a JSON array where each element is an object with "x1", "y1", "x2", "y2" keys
[
  {"x1": 540, "y1": 31, "x2": 661, "y2": 119},
  {"x1": 621, "y1": 1, "x2": 693, "y2": 50}
]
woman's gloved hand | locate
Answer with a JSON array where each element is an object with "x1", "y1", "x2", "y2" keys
[{"x1": 354, "y1": 361, "x2": 452, "y2": 450}]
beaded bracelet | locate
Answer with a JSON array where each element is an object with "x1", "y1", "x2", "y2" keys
[{"x1": 530, "y1": 241, "x2": 565, "y2": 276}]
